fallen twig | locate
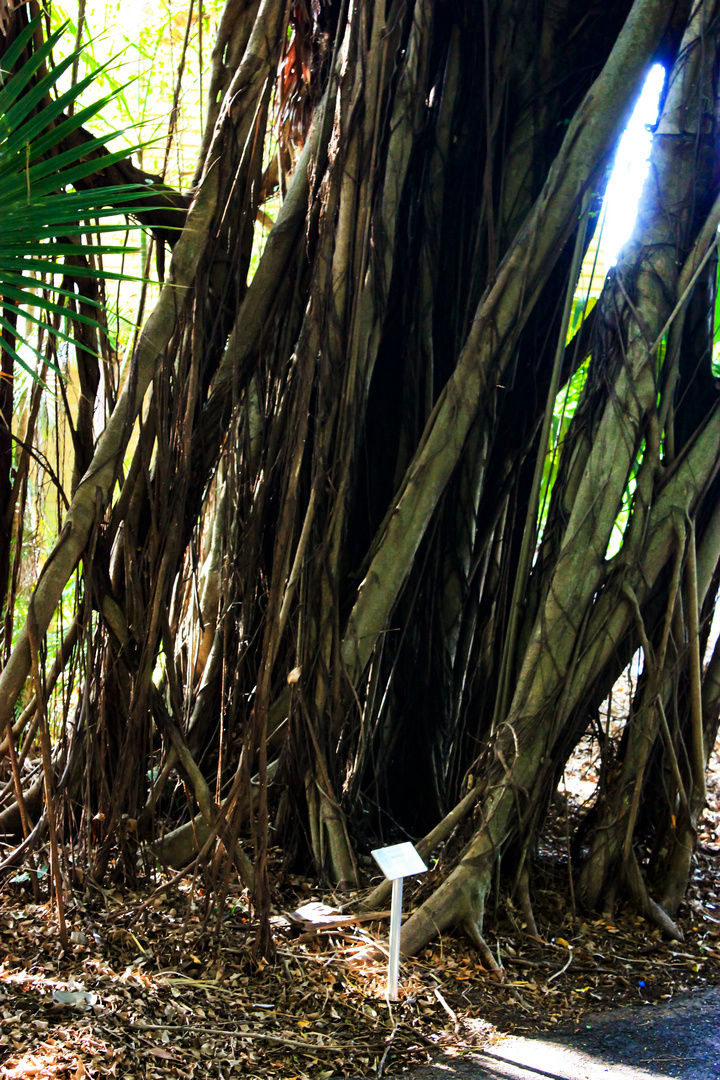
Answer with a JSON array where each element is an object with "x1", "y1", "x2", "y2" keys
[
  {"x1": 547, "y1": 945, "x2": 573, "y2": 984},
  {"x1": 134, "y1": 1021, "x2": 382, "y2": 1053}
]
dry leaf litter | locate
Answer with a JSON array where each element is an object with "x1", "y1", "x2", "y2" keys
[{"x1": 1, "y1": 709, "x2": 719, "y2": 1078}]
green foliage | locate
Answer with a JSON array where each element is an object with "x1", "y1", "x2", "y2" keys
[
  {"x1": 0, "y1": 16, "x2": 148, "y2": 380},
  {"x1": 52, "y1": 0, "x2": 228, "y2": 188},
  {"x1": 537, "y1": 296, "x2": 593, "y2": 537}
]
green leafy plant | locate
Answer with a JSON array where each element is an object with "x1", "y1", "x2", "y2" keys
[{"x1": 0, "y1": 16, "x2": 149, "y2": 379}]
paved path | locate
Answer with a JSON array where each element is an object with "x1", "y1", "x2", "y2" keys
[{"x1": 388, "y1": 989, "x2": 720, "y2": 1080}]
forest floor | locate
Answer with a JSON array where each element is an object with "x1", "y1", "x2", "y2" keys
[{"x1": 1, "y1": 684, "x2": 720, "y2": 1079}]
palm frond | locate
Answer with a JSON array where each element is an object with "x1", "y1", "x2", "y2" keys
[{"x1": 0, "y1": 16, "x2": 155, "y2": 383}]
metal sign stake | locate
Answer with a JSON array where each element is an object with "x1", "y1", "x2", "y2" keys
[
  {"x1": 371, "y1": 842, "x2": 428, "y2": 1002},
  {"x1": 387, "y1": 877, "x2": 403, "y2": 1001}
]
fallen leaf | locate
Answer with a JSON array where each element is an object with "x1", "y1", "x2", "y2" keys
[{"x1": 2, "y1": 1056, "x2": 45, "y2": 1077}]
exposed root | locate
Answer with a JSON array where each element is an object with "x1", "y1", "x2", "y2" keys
[
  {"x1": 399, "y1": 853, "x2": 503, "y2": 978},
  {"x1": 601, "y1": 878, "x2": 618, "y2": 923},
  {"x1": 517, "y1": 865, "x2": 541, "y2": 941},
  {"x1": 627, "y1": 850, "x2": 683, "y2": 941},
  {"x1": 151, "y1": 816, "x2": 212, "y2": 867},
  {"x1": 644, "y1": 894, "x2": 684, "y2": 941},
  {"x1": 463, "y1": 917, "x2": 505, "y2": 981}
]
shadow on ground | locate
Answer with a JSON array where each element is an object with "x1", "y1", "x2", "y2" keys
[{"x1": 378, "y1": 988, "x2": 720, "y2": 1080}]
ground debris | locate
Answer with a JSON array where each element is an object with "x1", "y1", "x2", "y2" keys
[
  {"x1": 0, "y1": 738, "x2": 719, "y2": 1077},
  {"x1": 0, "y1": 868, "x2": 461, "y2": 1078},
  {"x1": 1, "y1": 848, "x2": 720, "y2": 1079}
]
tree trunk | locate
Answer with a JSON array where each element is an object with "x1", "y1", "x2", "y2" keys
[{"x1": 4, "y1": 0, "x2": 720, "y2": 962}]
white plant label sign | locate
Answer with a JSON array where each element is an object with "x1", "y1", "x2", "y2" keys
[{"x1": 371, "y1": 841, "x2": 428, "y2": 880}]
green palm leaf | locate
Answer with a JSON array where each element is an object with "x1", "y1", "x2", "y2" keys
[{"x1": 0, "y1": 16, "x2": 154, "y2": 381}]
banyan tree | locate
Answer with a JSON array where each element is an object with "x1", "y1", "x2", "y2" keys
[{"x1": 2, "y1": 0, "x2": 720, "y2": 964}]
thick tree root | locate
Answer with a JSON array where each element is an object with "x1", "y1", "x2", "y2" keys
[
  {"x1": 401, "y1": 860, "x2": 492, "y2": 957},
  {"x1": 397, "y1": 853, "x2": 503, "y2": 979},
  {"x1": 517, "y1": 864, "x2": 541, "y2": 941},
  {"x1": 627, "y1": 851, "x2": 683, "y2": 941},
  {"x1": 463, "y1": 918, "x2": 504, "y2": 981},
  {"x1": 150, "y1": 816, "x2": 212, "y2": 867}
]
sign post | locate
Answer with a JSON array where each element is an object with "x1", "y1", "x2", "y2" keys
[{"x1": 371, "y1": 842, "x2": 428, "y2": 1001}]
